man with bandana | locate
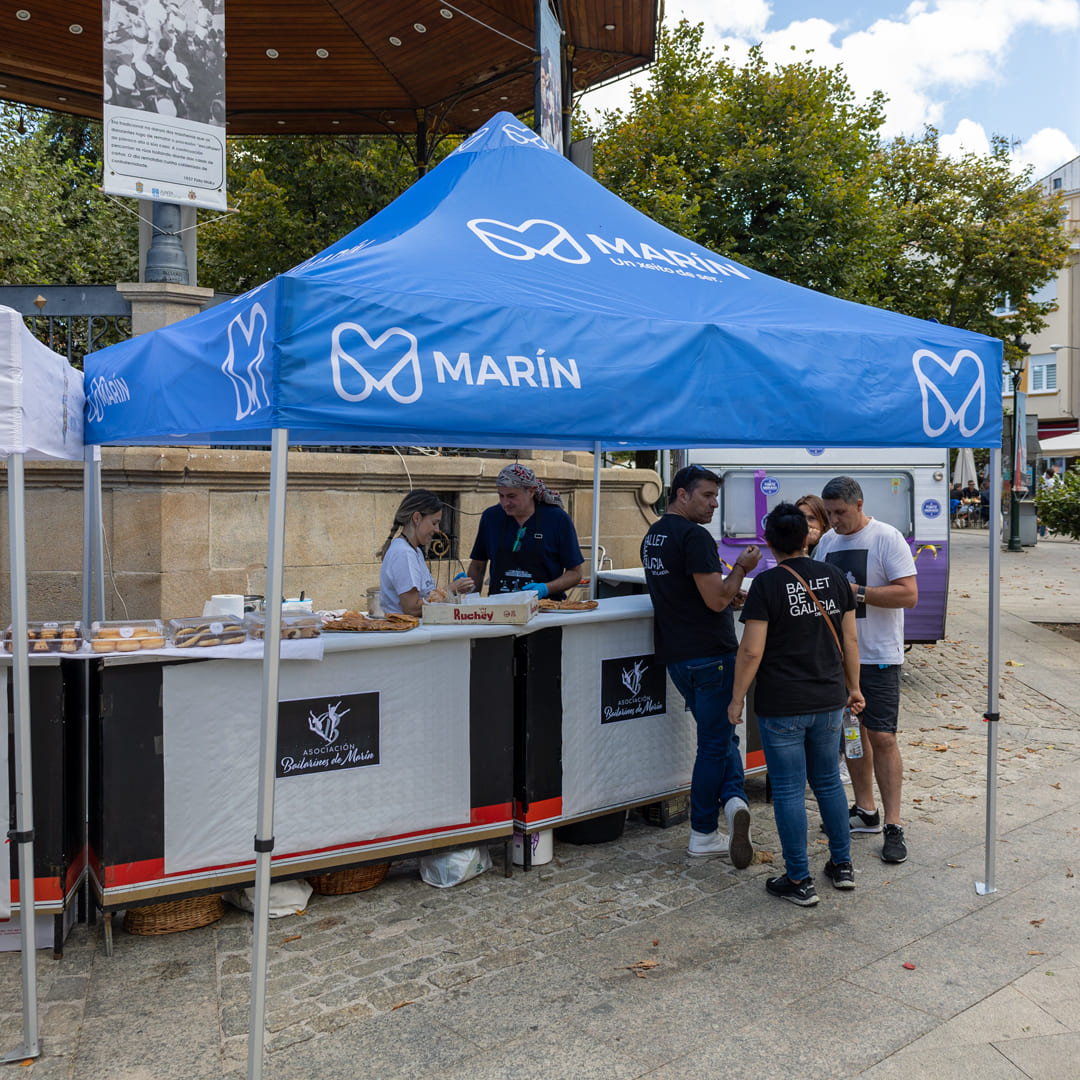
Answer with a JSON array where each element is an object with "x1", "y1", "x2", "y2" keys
[{"x1": 467, "y1": 464, "x2": 585, "y2": 599}]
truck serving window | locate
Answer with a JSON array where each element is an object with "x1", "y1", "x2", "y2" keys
[{"x1": 720, "y1": 470, "x2": 916, "y2": 540}]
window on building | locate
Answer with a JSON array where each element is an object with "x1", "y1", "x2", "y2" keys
[
  {"x1": 1030, "y1": 278, "x2": 1058, "y2": 305},
  {"x1": 1028, "y1": 354, "x2": 1057, "y2": 393},
  {"x1": 992, "y1": 294, "x2": 1017, "y2": 316},
  {"x1": 1053, "y1": 177, "x2": 1063, "y2": 190}
]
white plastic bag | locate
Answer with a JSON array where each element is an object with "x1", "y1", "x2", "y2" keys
[
  {"x1": 419, "y1": 845, "x2": 491, "y2": 888},
  {"x1": 223, "y1": 878, "x2": 312, "y2": 917}
]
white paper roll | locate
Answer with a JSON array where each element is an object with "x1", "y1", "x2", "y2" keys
[{"x1": 208, "y1": 594, "x2": 245, "y2": 617}]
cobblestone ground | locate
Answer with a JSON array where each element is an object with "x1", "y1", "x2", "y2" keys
[{"x1": 3, "y1": 531, "x2": 1079, "y2": 1078}]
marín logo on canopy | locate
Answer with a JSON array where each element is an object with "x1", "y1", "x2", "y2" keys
[
  {"x1": 329, "y1": 321, "x2": 582, "y2": 405},
  {"x1": 222, "y1": 303, "x2": 270, "y2": 421},
  {"x1": 468, "y1": 218, "x2": 589, "y2": 263},
  {"x1": 331, "y1": 323, "x2": 423, "y2": 405},
  {"x1": 467, "y1": 217, "x2": 751, "y2": 282},
  {"x1": 912, "y1": 348, "x2": 986, "y2": 438}
]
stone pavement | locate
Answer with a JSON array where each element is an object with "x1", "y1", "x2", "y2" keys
[{"x1": 2, "y1": 528, "x2": 1079, "y2": 1079}]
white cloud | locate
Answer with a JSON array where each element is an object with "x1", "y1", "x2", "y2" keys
[
  {"x1": 588, "y1": 2, "x2": 1079, "y2": 143},
  {"x1": 939, "y1": 119, "x2": 992, "y2": 159},
  {"x1": 1014, "y1": 128, "x2": 1079, "y2": 178}
]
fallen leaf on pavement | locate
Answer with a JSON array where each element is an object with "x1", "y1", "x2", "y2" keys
[
  {"x1": 752, "y1": 850, "x2": 775, "y2": 864},
  {"x1": 653, "y1": 939, "x2": 659, "y2": 946},
  {"x1": 1051, "y1": 783, "x2": 1062, "y2": 790},
  {"x1": 1028, "y1": 951, "x2": 1044, "y2": 956},
  {"x1": 1030, "y1": 918, "x2": 1045, "y2": 927},
  {"x1": 390, "y1": 1000, "x2": 413, "y2": 1011},
  {"x1": 933, "y1": 743, "x2": 949, "y2": 752},
  {"x1": 944, "y1": 723, "x2": 968, "y2": 730},
  {"x1": 1067, "y1": 867, "x2": 1074, "y2": 879},
  {"x1": 1005, "y1": 660, "x2": 1024, "y2": 666},
  {"x1": 902, "y1": 962, "x2": 916, "y2": 970},
  {"x1": 281, "y1": 934, "x2": 302, "y2": 945},
  {"x1": 628, "y1": 959, "x2": 659, "y2": 978}
]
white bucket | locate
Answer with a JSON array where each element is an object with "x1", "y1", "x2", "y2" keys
[{"x1": 512, "y1": 828, "x2": 553, "y2": 867}]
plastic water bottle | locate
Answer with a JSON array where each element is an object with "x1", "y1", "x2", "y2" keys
[{"x1": 843, "y1": 708, "x2": 863, "y2": 759}]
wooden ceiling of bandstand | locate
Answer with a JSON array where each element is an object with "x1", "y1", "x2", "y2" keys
[{"x1": 0, "y1": 2, "x2": 659, "y2": 138}]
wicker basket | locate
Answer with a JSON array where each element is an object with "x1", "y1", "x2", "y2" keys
[
  {"x1": 307, "y1": 863, "x2": 390, "y2": 895},
  {"x1": 123, "y1": 894, "x2": 225, "y2": 936}
]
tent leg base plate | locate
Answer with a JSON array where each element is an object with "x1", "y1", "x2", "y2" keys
[
  {"x1": 1, "y1": 1040, "x2": 43, "y2": 1064},
  {"x1": 975, "y1": 881, "x2": 997, "y2": 896}
]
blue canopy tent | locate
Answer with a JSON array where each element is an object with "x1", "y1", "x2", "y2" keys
[{"x1": 83, "y1": 113, "x2": 1005, "y2": 1078}]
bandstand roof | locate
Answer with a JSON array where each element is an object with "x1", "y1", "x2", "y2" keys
[{"x1": 0, "y1": 2, "x2": 658, "y2": 135}]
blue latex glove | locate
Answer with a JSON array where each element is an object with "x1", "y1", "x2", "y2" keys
[
  {"x1": 453, "y1": 572, "x2": 469, "y2": 581},
  {"x1": 522, "y1": 582, "x2": 549, "y2": 599}
]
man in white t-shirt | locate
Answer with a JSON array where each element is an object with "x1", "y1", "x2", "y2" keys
[{"x1": 815, "y1": 476, "x2": 918, "y2": 864}]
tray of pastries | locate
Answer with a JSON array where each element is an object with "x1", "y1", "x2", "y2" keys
[
  {"x1": 88, "y1": 619, "x2": 166, "y2": 653},
  {"x1": 3, "y1": 621, "x2": 83, "y2": 653},
  {"x1": 537, "y1": 599, "x2": 599, "y2": 612},
  {"x1": 322, "y1": 610, "x2": 419, "y2": 633},
  {"x1": 168, "y1": 616, "x2": 247, "y2": 648}
]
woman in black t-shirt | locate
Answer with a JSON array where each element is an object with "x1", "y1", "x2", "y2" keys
[{"x1": 727, "y1": 503, "x2": 864, "y2": 907}]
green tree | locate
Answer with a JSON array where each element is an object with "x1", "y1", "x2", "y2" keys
[
  {"x1": 1034, "y1": 466, "x2": 1080, "y2": 540},
  {"x1": 0, "y1": 104, "x2": 137, "y2": 285},
  {"x1": 875, "y1": 130, "x2": 1071, "y2": 362},
  {"x1": 198, "y1": 133, "x2": 430, "y2": 293},
  {"x1": 587, "y1": 22, "x2": 890, "y2": 300}
]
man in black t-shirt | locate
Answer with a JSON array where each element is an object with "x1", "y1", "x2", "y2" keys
[{"x1": 641, "y1": 465, "x2": 761, "y2": 866}]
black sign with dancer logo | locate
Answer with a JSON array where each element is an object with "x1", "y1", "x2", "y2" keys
[
  {"x1": 600, "y1": 654, "x2": 666, "y2": 724},
  {"x1": 276, "y1": 691, "x2": 380, "y2": 778}
]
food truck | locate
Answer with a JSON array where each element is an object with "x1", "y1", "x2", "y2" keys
[{"x1": 685, "y1": 446, "x2": 951, "y2": 645}]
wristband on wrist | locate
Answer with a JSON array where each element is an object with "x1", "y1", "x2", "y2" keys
[{"x1": 856, "y1": 585, "x2": 866, "y2": 603}]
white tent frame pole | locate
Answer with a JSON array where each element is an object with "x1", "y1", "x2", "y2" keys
[
  {"x1": 80, "y1": 446, "x2": 96, "y2": 949},
  {"x1": 977, "y1": 446, "x2": 1003, "y2": 896},
  {"x1": 92, "y1": 451, "x2": 105, "y2": 623},
  {"x1": 247, "y1": 428, "x2": 289, "y2": 1080},
  {"x1": 2, "y1": 454, "x2": 42, "y2": 1063},
  {"x1": 590, "y1": 441, "x2": 601, "y2": 599}
]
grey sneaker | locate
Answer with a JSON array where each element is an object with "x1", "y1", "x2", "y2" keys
[
  {"x1": 766, "y1": 874, "x2": 819, "y2": 907},
  {"x1": 823, "y1": 860, "x2": 856, "y2": 889},
  {"x1": 849, "y1": 804, "x2": 882, "y2": 834},
  {"x1": 881, "y1": 824, "x2": 908, "y2": 863}
]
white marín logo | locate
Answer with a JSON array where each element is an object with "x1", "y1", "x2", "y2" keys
[
  {"x1": 912, "y1": 349, "x2": 986, "y2": 438},
  {"x1": 222, "y1": 303, "x2": 270, "y2": 421},
  {"x1": 468, "y1": 218, "x2": 590, "y2": 263},
  {"x1": 331, "y1": 323, "x2": 423, "y2": 405}
]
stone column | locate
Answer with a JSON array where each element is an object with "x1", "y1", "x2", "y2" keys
[{"x1": 117, "y1": 282, "x2": 214, "y2": 336}]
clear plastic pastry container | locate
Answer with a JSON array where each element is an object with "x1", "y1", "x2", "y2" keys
[
  {"x1": 4, "y1": 621, "x2": 83, "y2": 654},
  {"x1": 167, "y1": 616, "x2": 248, "y2": 648},
  {"x1": 243, "y1": 612, "x2": 322, "y2": 640},
  {"x1": 87, "y1": 619, "x2": 166, "y2": 653}
]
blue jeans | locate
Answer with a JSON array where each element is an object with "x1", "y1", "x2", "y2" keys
[
  {"x1": 758, "y1": 709, "x2": 850, "y2": 881},
  {"x1": 668, "y1": 655, "x2": 745, "y2": 833}
]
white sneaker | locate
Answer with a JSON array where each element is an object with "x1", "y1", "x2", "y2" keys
[
  {"x1": 838, "y1": 756, "x2": 852, "y2": 786},
  {"x1": 687, "y1": 828, "x2": 729, "y2": 856},
  {"x1": 724, "y1": 797, "x2": 754, "y2": 869}
]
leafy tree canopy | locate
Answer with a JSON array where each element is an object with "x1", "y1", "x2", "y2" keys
[
  {"x1": 1035, "y1": 466, "x2": 1080, "y2": 541},
  {"x1": 583, "y1": 19, "x2": 1072, "y2": 349}
]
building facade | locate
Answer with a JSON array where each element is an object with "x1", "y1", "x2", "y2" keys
[{"x1": 1015, "y1": 156, "x2": 1080, "y2": 441}]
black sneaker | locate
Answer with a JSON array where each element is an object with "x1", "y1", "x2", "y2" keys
[
  {"x1": 823, "y1": 860, "x2": 856, "y2": 889},
  {"x1": 849, "y1": 804, "x2": 882, "y2": 834},
  {"x1": 881, "y1": 824, "x2": 908, "y2": 863},
  {"x1": 766, "y1": 874, "x2": 819, "y2": 907}
]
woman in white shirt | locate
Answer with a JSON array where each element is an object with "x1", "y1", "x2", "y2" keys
[{"x1": 377, "y1": 490, "x2": 473, "y2": 616}]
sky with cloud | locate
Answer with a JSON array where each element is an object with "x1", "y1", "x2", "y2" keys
[{"x1": 582, "y1": 0, "x2": 1079, "y2": 180}]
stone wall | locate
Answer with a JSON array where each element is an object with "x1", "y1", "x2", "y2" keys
[{"x1": 0, "y1": 450, "x2": 661, "y2": 621}]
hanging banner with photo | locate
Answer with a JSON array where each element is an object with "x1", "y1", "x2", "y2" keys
[
  {"x1": 101, "y1": 0, "x2": 227, "y2": 211},
  {"x1": 1014, "y1": 391, "x2": 1028, "y2": 492},
  {"x1": 535, "y1": 0, "x2": 563, "y2": 153}
]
